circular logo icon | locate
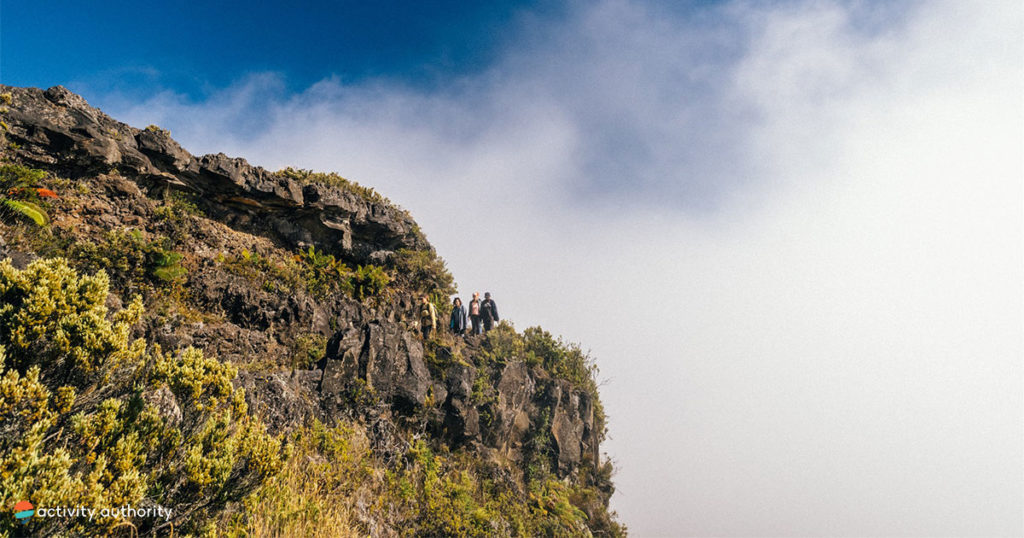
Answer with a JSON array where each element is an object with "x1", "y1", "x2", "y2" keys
[{"x1": 14, "y1": 501, "x2": 34, "y2": 524}]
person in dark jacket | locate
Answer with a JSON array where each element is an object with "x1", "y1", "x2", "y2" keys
[
  {"x1": 481, "y1": 292, "x2": 499, "y2": 333},
  {"x1": 468, "y1": 292, "x2": 483, "y2": 335},
  {"x1": 449, "y1": 297, "x2": 467, "y2": 335}
]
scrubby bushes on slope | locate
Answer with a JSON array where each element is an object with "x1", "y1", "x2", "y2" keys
[
  {"x1": 224, "y1": 421, "x2": 619, "y2": 537},
  {"x1": 0, "y1": 258, "x2": 283, "y2": 536}
]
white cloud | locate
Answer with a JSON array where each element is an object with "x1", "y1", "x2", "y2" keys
[{"x1": 93, "y1": 0, "x2": 1022, "y2": 535}]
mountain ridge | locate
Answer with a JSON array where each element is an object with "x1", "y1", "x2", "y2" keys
[{"x1": 0, "y1": 85, "x2": 624, "y2": 536}]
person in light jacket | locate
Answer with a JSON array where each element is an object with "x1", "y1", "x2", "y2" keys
[
  {"x1": 481, "y1": 292, "x2": 499, "y2": 333},
  {"x1": 449, "y1": 297, "x2": 467, "y2": 335},
  {"x1": 468, "y1": 292, "x2": 483, "y2": 335},
  {"x1": 419, "y1": 295, "x2": 437, "y2": 339}
]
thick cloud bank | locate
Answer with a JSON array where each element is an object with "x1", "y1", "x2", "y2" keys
[{"x1": 96, "y1": 0, "x2": 1022, "y2": 535}]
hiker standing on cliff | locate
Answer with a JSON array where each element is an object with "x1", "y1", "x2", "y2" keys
[
  {"x1": 468, "y1": 292, "x2": 483, "y2": 335},
  {"x1": 419, "y1": 295, "x2": 437, "y2": 339},
  {"x1": 481, "y1": 292, "x2": 499, "y2": 333},
  {"x1": 449, "y1": 297, "x2": 467, "y2": 335}
]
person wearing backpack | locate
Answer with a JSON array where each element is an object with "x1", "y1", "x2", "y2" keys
[
  {"x1": 468, "y1": 292, "x2": 483, "y2": 335},
  {"x1": 481, "y1": 292, "x2": 499, "y2": 333},
  {"x1": 449, "y1": 297, "x2": 467, "y2": 335},
  {"x1": 419, "y1": 295, "x2": 437, "y2": 339}
]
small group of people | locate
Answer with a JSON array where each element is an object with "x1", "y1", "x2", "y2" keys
[
  {"x1": 418, "y1": 291, "x2": 499, "y2": 339},
  {"x1": 450, "y1": 292, "x2": 499, "y2": 335}
]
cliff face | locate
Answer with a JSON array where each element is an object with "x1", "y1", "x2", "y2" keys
[{"x1": 0, "y1": 85, "x2": 618, "y2": 536}]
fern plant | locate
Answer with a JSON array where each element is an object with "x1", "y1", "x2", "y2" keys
[{"x1": 0, "y1": 164, "x2": 54, "y2": 226}]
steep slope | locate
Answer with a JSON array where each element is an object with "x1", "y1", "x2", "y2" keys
[{"x1": 0, "y1": 85, "x2": 623, "y2": 536}]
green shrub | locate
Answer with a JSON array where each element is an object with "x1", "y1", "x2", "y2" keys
[
  {"x1": 150, "y1": 249, "x2": 186, "y2": 281},
  {"x1": 217, "y1": 248, "x2": 303, "y2": 294},
  {"x1": 0, "y1": 258, "x2": 283, "y2": 536},
  {"x1": 351, "y1": 263, "x2": 391, "y2": 302},
  {"x1": 479, "y1": 322, "x2": 525, "y2": 366},
  {"x1": 217, "y1": 245, "x2": 392, "y2": 303},
  {"x1": 294, "y1": 246, "x2": 392, "y2": 302},
  {"x1": 153, "y1": 190, "x2": 203, "y2": 243},
  {"x1": 153, "y1": 190, "x2": 201, "y2": 221},
  {"x1": 291, "y1": 333, "x2": 328, "y2": 370},
  {"x1": 382, "y1": 440, "x2": 596, "y2": 537},
  {"x1": 523, "y1": 327, "x2": 599, "y2": 392},
  {"x1": 296, "y1": 245, "x2": 352, "y2": 297},
  {"x1": 68, "y1": 229, "x2": 188, "y2": 287},
  {"x1": 391, "y1": 248, "x2": 456, "y2": 297}
]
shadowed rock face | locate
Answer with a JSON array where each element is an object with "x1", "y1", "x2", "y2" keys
[
  {"x1": 0, "y1": 85, "x2": 427, "y2": 262},
  {"x1": 320, "y1": 326, "x2": 601, "y2": 472},
  {"x1": 0, "y1": 84, "x2": 601, "y2": 477}
]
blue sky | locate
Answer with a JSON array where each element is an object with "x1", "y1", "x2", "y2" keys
[
  {"x1": 2, "y1": 0, "x2": 564, "y2": 96},
  {"x1": 2, "y1": 1, "x2": 1022, "y2": 536},
  {"x1": 3, "y1": 0, "x2": 766, "y2": 212}
]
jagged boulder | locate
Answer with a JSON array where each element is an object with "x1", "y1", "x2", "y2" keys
[
  {"x1": 321, "y1": 320, "x2": 432, "y2": 410},
  {"x1": 548, "y1": 380, "x2": 593, "y2": 473},
  {"x1": 236, "y1": 370, "x2": 324, "y2": 433},
  {"x1": 442, "y1": 363, "x2": 481, "y2": 443},
  {"x1": 487, "y1": 362, "x2": 537, "y2": 454}
]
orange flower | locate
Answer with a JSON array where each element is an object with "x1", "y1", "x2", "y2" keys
[{"x1": 36, "y1": 188, "x2": 58, "y2": 198}]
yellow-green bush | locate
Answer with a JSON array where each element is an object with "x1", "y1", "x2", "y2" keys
[
  {"x1": 0, "y1": 256, "x2": 145, "y2": 381},
  {"x1": 381, "y1": 440, "x2": 603, "y2": 537},
  {"x1": 223, "y1": 420, "x2": 370, "y2": 537},
  {"x1": 223, "y1": 422, "x2": 614, "y2": 538},
  {"x1": 222, "y1": 245, "x2": 393, "y2": 303},
  {"x1": 153, "y1": 189, "x2": 201, "y2": 223},
  {"x1": 0, "y1": 258, "x2": 283, "y2": 536},
  {"x1": 296, "y1": 245, "x2": 353, "y2": 297}
]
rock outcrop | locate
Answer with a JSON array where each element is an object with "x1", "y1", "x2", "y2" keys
[{"x1": 1, "y1": 85, "x2": 426, "y2": 262}]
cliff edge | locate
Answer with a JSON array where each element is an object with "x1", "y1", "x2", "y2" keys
[{"x1": 0, "y1": 85, "x2": 623, "y2": 536}]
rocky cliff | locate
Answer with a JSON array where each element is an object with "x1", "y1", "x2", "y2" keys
[
  {"x1": 2, "y1": 85, "x2": 426, "y2": 262},
  {"x1": 0, "y1": 85, "x2": 621, "y2": 536}
]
